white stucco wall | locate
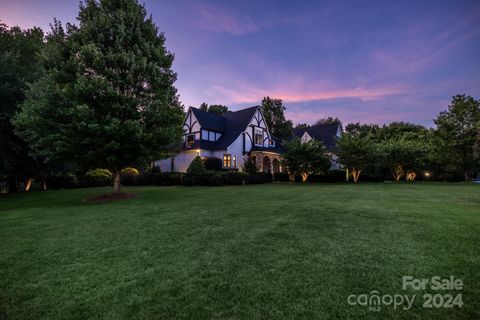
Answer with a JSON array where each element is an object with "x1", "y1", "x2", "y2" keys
[{"x1": 155, "y1": 149, "x2": 215, "y2": 173}]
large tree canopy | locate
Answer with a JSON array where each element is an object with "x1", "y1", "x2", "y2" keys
[
  {"x1": 0, "y1": 23, "x2": 44, "y2": 189},
  {"x1": 199, "y1": 102, "x2": 229, "y2": 115},
  {"x1": 282, "y1": 138, "x2": 330, "y2": 182},
  {"x1": 14, "y1": 0, "x2": 184, "y2": 193},
  {"x1": 378, "y1": 138, "x2": 430, "y2": 181},
  {"x1": 314, "y1": 117, "x2": 341, "y2": 127},
  {"x1": 336, "y1": 133, "x2": 376, "y2": 183},
  {"x1": 261, "y1": 96, "x2": 293, "y2": 141},
  {"x1": 434, "y1": 94, "x2": 480, "y2": 181}
]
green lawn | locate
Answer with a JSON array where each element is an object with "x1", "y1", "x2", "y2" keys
[{"x1": 1, "y1": 183, "x2": 479, "y2": 319}]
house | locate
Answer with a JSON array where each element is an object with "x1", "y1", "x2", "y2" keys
[
  {"x1": 155, "y1": 106, "x2": 284, "y2": 173},
  {"x1": 293, "y1": 122, "x2": 342, "y2": 169}
]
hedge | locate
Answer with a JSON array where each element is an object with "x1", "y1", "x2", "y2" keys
[
  {"x1": 273, "y1": 172, "x2": 290, "y2": 182},
  {"x1": 246, "y1": 172, "x2": 272, "y2": 184},
  {"x1": 224, "y1": 172, "x2": 245, "y2": 185},
  {"x1": 208, "y1": 175, "x2": 224, "y2": 186},
  {"x1": 153, "y1": 172, "x2": 183, "y2": 186}
]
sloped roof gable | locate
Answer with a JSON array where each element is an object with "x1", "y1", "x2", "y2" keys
[
  {"x1": 186, "y1": 106, "x2": 259, "y2": 150},
  {"x1": 293, "y1": 123, "x2": 341, "y2": 149}
]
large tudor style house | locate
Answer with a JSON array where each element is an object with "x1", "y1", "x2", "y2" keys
[
  {"x1": 156, "y1": 106, "x2": 284, "y2": 173},
  {"x1": 156, "y1": 105, "x2": 342, "y2": 173}
]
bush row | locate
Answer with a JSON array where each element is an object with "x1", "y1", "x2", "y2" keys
[
  {"x1": 22, "y1": 169, "x2": 466, "y2": 190},
  {"x1": 152, "y1": 172, "x2": 290, "y2": 186}
]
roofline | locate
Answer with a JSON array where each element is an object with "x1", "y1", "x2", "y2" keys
[{"x1": 221, "y1": 105, "x2": 261, "y2": 151}]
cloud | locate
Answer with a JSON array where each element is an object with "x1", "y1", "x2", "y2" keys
[
  {"x1": 205, "y1": 81, "x2": 409, "y2": 105},
  {"x1": 369, "y1": 10, "x2": 480, "y2": 75},
  {"x1": 192, "y1": 2, "x2": 258, "y2": 35},
  {"x1": 282, "y1": 94, "x2": 445, "y2": 127}
]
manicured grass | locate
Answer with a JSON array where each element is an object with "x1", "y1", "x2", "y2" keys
[{"x1": 1, "y1": 183, "x2": 479, "y2": 319}]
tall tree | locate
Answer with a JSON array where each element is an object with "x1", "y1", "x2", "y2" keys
[
  {"x1": 207, "y1": 104, "x2": 228, "y2": 115},
  {"x1": 314, "y1": 117, "x2": 341, "y2": 126},
  {"x1": 434, "y1": 94, "x2": 480, "y2": 181},
  {"x1": 336, "y1": 133, "x2": 376, "y2": 183},
  {"x1": 14, "y1": 0, "x2": 184, "y2": 194},
  {"x1": 345, "y1": 123, "x2": 379, "y2": 138},
  {"x1": 378, "y1": 138, "x2": 429, "y2": 181},
  {"x1": 198, "y1": 102, "x2": 228, "y2": 115},
  {"x1": 294, "y1": 123, "x2": 309, "y2": 129},
  {"x1": 282, "y1": 138, "x2": 330, "y2": 182},
  {"x1": 0, "y1": 23, "x2": 44, "y2": 191},
  {"x1": 261, "y1": 96, "x2": 293, "y2": 140},
  {"x1": 377, "y1": 122, "x2": 430, "y2": 141}
]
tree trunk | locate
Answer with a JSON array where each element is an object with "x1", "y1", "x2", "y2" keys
[
  {"x1": 301, "y1": 172, "x2": 309, "y2": 182},
  {"x1": 25, "y1": 178, "x2": 32, "y2": 192},
  {"x1": 113, "y1": 171, "x2": 121, "y2": 194},
  {"x1": 352, "y1": 168, "x2": 362, "y2": 183},
  {"x1": 464, "y1": 171, "x2": 469, "y2": 182}
]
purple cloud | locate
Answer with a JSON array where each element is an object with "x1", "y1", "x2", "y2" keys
[{"x1": 191, "y1": 2, "x2": 258, "y2": 36}]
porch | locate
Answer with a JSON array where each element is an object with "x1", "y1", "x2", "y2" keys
[{"x1": 249, "y1": 151, "x2": 284, "y2": 174}]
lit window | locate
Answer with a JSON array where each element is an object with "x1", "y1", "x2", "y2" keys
[
  {"x1": 269, "y1": 139, "x2": 275, "y2": 147},
  {"x1": 223, "y1": 154, "x2": 231, "y2": 168},
  {"x1": 233, "y1": 155, "x2": 236, "y2": 168},
  {"x1": 255, "y1": 129, "x2": 263, "y2": 145},
  {"x1": 186, "y1": 134, "x2": 194, "y2": 147}
]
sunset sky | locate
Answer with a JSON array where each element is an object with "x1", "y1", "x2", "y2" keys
[{"x1": 1, "y1": 0, "x2": 479, "y2": 126}]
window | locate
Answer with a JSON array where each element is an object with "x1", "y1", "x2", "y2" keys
[
  {"x1": 233, "y1": 155, "x2": 236, "y2": 168},
  {"x1": 201, "y1": 130, "x2": 220, "y2": 142},
  {"x1": 209, "y1": 131, "x2": 215, "y2": 141},
  {"x1": 255, "y1": 129, "x2": 263, "y2": 145},
  {"x1": 223, "y1": 154, "x2": 231, "y2": 168},
  {"x1": 269, "y1": 139, "x2": 275, "y2": 147},
  {"x1": 186, "y1": 134, "x2": 194, "y2": 147},
  {"x1": 201, "y1": 130, "x2": 209, "y2": 140}
]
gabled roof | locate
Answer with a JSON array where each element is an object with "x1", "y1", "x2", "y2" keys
[
  {"x1": 190, "y1": 108, "x2": 225, "y2": 131},
  {"x1": 293, "y1": 123, "x2": 341, "y2": 149},
  {"x1": 187, "y1": 106, "x2": 259, "y2": 150}
]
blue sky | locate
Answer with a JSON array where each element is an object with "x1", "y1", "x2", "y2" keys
[{"x1": 1, "y1": 0, "x2": 479, "y2": 126}]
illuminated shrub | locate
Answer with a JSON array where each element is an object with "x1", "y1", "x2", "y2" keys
[
  {"x1": 121, "y1": 167, "x2": 140, "y2": 175},
  {"x1": 85, "y1": 168, "x2": 112, "y2": 186}
]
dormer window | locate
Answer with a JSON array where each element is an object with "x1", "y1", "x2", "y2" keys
[
  {"x1": 255, "y1": 129, "x2": 263, "y2": 145},
  {"x1": 201, "y1": 129, "x2": 221, "y2": 142},
  {"x1": 186, "y1": 134, "x2": 194, "y2": 147}
]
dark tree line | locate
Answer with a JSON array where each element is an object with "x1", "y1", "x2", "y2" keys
[
  {"x1": 1, "y1": 0, "x2": 478, "y2": 194},
  {"x1": 2, "y1": 0, "x2": 184, "y2": 194},
  {"x1": 336, "y1": 95, "x2": 480, "y2": 182}
]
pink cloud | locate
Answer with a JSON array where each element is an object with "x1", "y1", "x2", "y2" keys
[
  {"x1": 283, "y1": 97, "x2": 442, "y2": 126},
  {"x1": 191, "y1": 2, "x2": 258, "y2": 36},
  {"x1": 205, "y1": 81, "x2": 409, "y2": 105}
]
